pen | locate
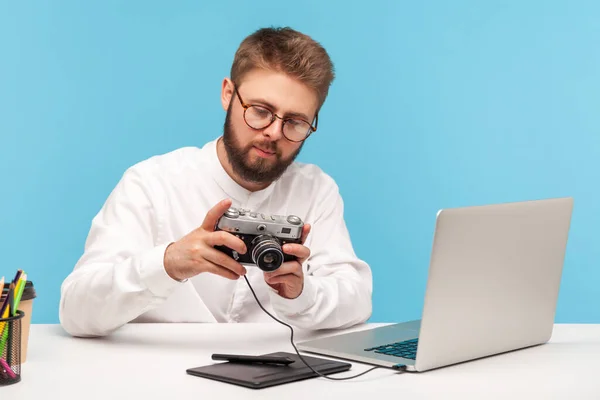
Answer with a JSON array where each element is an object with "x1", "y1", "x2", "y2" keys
[
  {"x1": 212, "y1": 353, "x2": 295, "y2": 365},
  {"x1": 12, "y1": 273, "x2": 27, "y2": 316}
]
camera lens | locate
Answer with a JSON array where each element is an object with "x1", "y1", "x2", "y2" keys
[
  {"x1": 258, "y1": 250, "x2": 283, "y2": 272},
  {"x1": 251, "y1": 235, "x2": 284, "y2": 272}
]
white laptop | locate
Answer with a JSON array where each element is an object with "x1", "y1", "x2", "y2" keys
[{"x1": 297, "y1": 197, "x2": 574, "y2": 372}]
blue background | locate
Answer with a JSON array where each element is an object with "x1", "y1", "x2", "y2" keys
[{"x1": 2, "y1": 1, "x2": 599, "y2": 324}]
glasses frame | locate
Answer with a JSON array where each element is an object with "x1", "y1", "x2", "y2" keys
[{"x1": 233, "y1": 85, "x2": 318, "y2": 143}]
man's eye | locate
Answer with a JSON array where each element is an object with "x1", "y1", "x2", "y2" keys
[{"x1": 253, "y1": 107, "x2": 271, "y2": 118}]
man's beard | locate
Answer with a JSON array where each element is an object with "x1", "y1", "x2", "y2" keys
[{"x1": 222, "y1": 106, "x2": 303, "y2": 185}]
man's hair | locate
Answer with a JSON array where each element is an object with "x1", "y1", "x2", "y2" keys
[{"x1": 230, "y1": 27, "x2": 335, "y2": 111}]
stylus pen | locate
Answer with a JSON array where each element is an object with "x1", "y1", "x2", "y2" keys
[{"x1": 212, "y1": 353, "x2": 295, "y2": 365}]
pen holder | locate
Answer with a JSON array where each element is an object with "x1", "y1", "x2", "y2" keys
[{"x1": 0, "y1": 311, "x2": 24, "y2": 386}]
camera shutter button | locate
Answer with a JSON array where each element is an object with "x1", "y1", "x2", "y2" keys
[{"x1": 287, "y1": 215, "x2": 301, "y2": 225}]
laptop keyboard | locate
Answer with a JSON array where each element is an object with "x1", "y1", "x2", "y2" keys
[{"x1": 364, "y1": 338, "x2": 419, "y2": 360}]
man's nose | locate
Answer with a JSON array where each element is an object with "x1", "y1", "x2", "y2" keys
[{"x1": 262, "y1": 116, "x2": 284, "y2": 140}]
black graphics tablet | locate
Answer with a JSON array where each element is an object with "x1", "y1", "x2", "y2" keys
[{"x1": 186, "y1": 351, "x2": 352, "y2": 389}]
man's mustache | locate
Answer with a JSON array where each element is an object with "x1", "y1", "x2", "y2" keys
[{"x1": 248, "y1": 140, "x2": 279, "y2": 155}]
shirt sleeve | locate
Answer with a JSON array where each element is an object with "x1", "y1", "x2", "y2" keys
[
  {"x1": 268, "y1": 176, "x2": 373, "y2": 329},
  {"x1": 59, "y1": 166, "x2": 183, "y2": 337}
]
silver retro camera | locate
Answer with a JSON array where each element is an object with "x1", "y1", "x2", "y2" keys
[{"x1": 214, "y1": 207, "x2": 304, "y2": 272}]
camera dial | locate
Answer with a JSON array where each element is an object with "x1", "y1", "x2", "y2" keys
[
  {"x1": 287, "y1": 215, "x2": 302, "y2": 225},
  {"x1": 224, "y1": 207, "x2": 240, "y2": 218}
]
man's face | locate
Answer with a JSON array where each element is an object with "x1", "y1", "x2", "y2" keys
[{"x1": 221, "y1": 69, "x2": 319, "y2": 185}]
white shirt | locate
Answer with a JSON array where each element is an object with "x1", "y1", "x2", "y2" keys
[{"x1": 59, "y1": 138, "x2": 373, "y2": 337}]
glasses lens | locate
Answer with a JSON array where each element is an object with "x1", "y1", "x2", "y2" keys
[
  {"x1": 245, "y1": 106, "x2": 273, "y2": 129},
  {"x1": 283, "y1": 119, "x2": 312, "y2": 142}
]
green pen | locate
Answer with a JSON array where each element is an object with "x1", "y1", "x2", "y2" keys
[
  {"x1": 0, "y1": 324, "x2": 8, "y2": 357},
  {"x1": 12, "y1": 276, "x2": 27, "y2": 316}
]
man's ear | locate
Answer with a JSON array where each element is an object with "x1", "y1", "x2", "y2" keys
[{"x1": 221, "y1": 78, "x2": 235, "y2": 111}]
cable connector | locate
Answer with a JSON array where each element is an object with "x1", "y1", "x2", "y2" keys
[{"x1": 392, "y1": 364, "x2": 407, "y2": 371}]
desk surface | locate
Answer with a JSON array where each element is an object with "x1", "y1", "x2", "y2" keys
[{"x1": 2, "y1": 323, "x2": 599, "y2": 399}]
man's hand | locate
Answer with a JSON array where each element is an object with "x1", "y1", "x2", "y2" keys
[
  {"x1": 264, "y1": 224, "x2": 311, "y2": 299},
  {"x1": 163, "y1": 199, "x2": 248, "y2": 281}
]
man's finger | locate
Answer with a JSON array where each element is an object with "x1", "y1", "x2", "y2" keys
[
  {"x1": 282, "y1": 243, "x2": 310, "y2": 260},
  {"x1": 264, "y1": 261, "x2": 302, "y2": 279},
  {"x1": 205, "y1": 230, "x2": 247, "y2": 255},
  {"x1": 266, "y1": 274, "x2": 301, "y2": 286},
  {"x1": 201, "y1": 198, "x2": 233, "y2": 231},
  {"x1": 300, "y1": 223, "x2": 311, "y2": 244},
  {"x1": 203, "y1": 247, "x2": 247, "y2": 276},
  {"x1": 205, "y1": 261, "x2": 243, "y2": 280}
]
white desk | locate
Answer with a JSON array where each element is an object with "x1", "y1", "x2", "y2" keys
[{"x1": 2, "y1": 323, "x2": 599, "y2": 399}]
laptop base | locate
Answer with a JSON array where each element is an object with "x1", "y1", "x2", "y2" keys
[{"x1": 298, "y1": 320, "x2": 421, "y2": 371}]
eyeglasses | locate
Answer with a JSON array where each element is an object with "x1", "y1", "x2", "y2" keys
[{"x1": 234, "y1": 86, "x2": 318, "y2": 142}]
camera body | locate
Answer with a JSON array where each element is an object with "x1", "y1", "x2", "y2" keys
[{"x1": 214, "y1": 207, "x2": 304, "y2": 272}]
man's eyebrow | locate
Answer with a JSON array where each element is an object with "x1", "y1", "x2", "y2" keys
[{"x1": 248, "y1": 97, "x2": 311, "y2": 121}]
